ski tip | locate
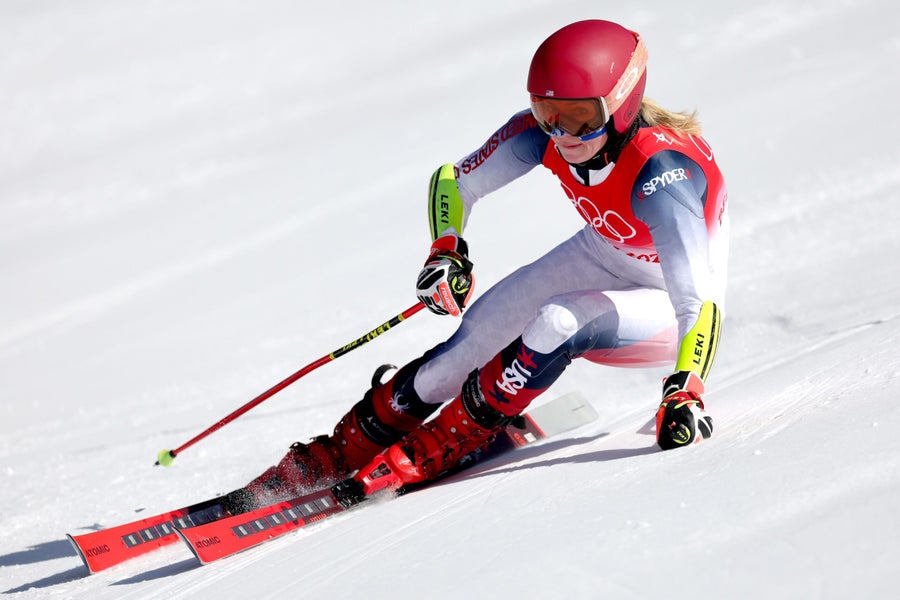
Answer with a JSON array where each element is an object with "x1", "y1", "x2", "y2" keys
[
  {"x1": 66, "y1": 533, "x2": 96, "y2": 574},
  {"x1": 173, "y1": 527, "x2": 208, "y2": 564}
]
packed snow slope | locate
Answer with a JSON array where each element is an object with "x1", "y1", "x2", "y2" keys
[{"x1": 2, "y1": 1, "x2": 899, "y2": 598}]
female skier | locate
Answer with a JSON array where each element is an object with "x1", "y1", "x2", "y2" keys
[{"x1": 233, "y1": 19, "x2": 728, "y2": 507}]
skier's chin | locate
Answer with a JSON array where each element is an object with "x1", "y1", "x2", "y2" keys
[{"x1": 553, "y1": 136, "x2": 606, "y2": 164}]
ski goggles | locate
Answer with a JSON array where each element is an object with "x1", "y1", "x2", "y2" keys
[
  {"x1": 529, "y1": 96, "x2": 610, "y2": 140},
  {"x1": 530, "y1": 36, "x2": 649, "y2": 141}
]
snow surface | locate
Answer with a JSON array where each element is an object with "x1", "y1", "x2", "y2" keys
[{"x1": 2, "y1": 0, "x2": 899, "y2": 598}]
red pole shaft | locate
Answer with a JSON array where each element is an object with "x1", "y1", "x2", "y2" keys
[{"x1": 160, "y1": 302, "x2": 425, "y2": 463}]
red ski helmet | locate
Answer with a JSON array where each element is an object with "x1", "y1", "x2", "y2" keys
[{"x1": 528, "y1": 20, "x2": 648, "y2": 135}]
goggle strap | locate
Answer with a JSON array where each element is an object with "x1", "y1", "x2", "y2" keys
[{"x1": 605, "y1": 36, "x2": 648, "y2": 116}]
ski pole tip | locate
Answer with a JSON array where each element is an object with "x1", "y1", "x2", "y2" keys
[{"x1": 155, "y1": 449, "x2": 176, "y2": 467}]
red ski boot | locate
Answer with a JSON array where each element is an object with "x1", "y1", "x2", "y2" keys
[
  {"x1": 355, "y1": 369, "x2": 514, "y2": 496},
  {"x1": 220, "y1": 435, "x2": 349, "y2": 514},
  {"x1": 224, "y1": 364, "x2": 436, "y2": 514},
  {"x1": 330, "y1": 368, "x2": 432, "y2": 472}
]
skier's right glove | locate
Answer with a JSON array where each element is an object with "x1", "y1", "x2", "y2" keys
[
  {"x1": 416, "y1": 234, "x2": 474, "y2": 316},
  {"x1": 655, "y1": 371, "x2": 713, "y2": 450}
]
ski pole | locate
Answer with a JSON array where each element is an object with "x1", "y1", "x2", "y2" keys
[{"x1": 155, "y1": 302, "x2": 426, "y2": 466}]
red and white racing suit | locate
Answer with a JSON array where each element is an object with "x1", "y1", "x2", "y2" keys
[{"x1": 405, "y1": 109, "x2": 729, "y2": 414}]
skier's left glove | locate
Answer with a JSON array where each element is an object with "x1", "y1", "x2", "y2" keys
[
  {"x1": 416, "y1": 234, "x2": 474, "y2": 316},
  {"x1": 655, "y1": 371, "x2": 713, "y2": 450}
]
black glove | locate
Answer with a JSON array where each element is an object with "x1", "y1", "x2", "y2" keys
[
  {"x1": 655, "y1": 371, "x2": 713, "y2": 450},
  {"x1": 416, "y1": 234, "x2": 474, "y2": 316}
]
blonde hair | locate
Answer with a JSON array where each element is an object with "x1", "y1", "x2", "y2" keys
[{"x1": 640, "y1": 97, "x2": 702, "y2": 136}]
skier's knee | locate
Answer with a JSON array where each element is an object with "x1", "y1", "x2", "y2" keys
[{"x1": 522, "y1": 303, "x2": 579, "y2": 354}]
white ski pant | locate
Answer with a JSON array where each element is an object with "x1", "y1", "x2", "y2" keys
[{"x1": 413, "y1": 225, "x2": 685, "y2": 405}]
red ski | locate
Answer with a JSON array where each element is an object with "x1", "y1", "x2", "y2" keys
[
  {"x1": 177, "y1": 392, "x2": 598, "y2": 564},
  {"x1": 67, "y1": 495, "x2": 231, "y2": 573},
  {"x1": 68, "y1": 391, "x2": 596, "y2": 571},
  {"x1": 176, "y1": 487, "x2": 346, "y2": 564}
]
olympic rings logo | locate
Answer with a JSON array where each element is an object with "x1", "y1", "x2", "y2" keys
[{"x1": 561, "y1": 183, "x2": 637, "y2": 243}]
